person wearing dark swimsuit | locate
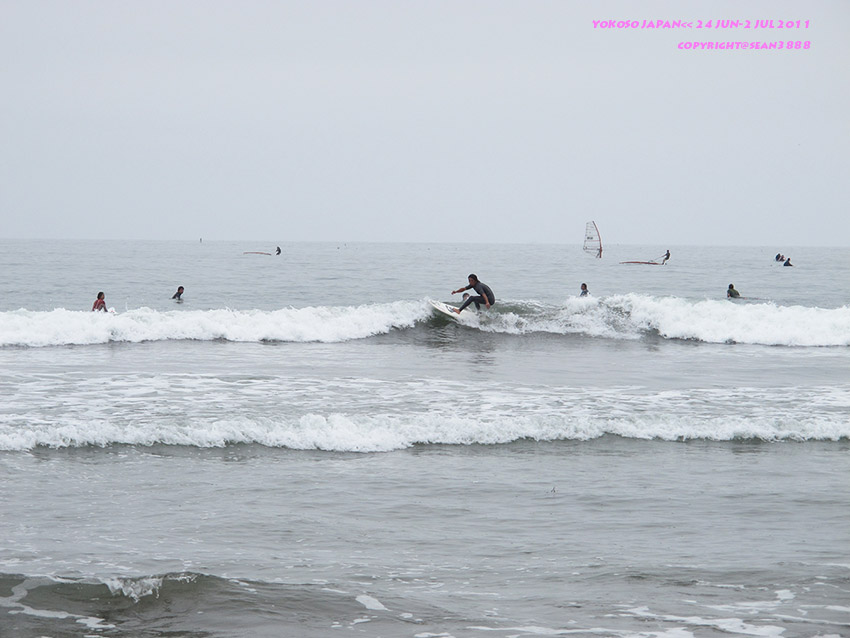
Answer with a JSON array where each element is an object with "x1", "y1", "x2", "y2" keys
[{"x1": 451, "y1": 274, "x2": 495, "y2": 314}]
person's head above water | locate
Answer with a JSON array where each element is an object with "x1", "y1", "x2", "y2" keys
[
  {"x1": 97, "y1": 292, "x2": 104, "y2": 300},
  {"x1": 728, "y1": 284, "x2": 735, "y2": 289},
  {"x1": 467, "y1": 274, "x2": 478, "y2": 284},
  {"x1": 581, "y1": 283, "x2": 588, "y2": 290}
]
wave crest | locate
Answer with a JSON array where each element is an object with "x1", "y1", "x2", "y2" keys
[
  {"x1": 0, "y1": 301, "x2": 427, "y2": 347},
  {"x1": 2, "y1": 410, "x2": 846, "y2": 452},
  {"x1": 1, "y1": 296, "x2": 848, "y2": 348}
]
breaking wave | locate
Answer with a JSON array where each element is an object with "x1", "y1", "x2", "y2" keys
[
  {"x1": 0, "y1": 295, "x2": 848, "y2": 348},
  {"x1": 2, "y1": 376, "x2": 848, "y2": 450}
]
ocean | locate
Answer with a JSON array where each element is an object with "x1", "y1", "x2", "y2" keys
[{"x1": 0, "y1": 239, "x2": 848, "y2": 638}]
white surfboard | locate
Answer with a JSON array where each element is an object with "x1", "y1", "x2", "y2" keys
[
  {"x1": 429, "y1": 299, "x2": 461, "y2": 318},
  {"x1": 428, "y1": 300, "x2": 479, "y2": 325}
]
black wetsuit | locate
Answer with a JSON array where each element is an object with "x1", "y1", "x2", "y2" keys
[{"x1": 458, "y1": 281, "x2": 495, "y2": 312}]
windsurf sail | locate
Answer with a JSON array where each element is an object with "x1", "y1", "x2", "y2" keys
[{"x1": 583, "y1": 221, "x2": 602, "y2": 258}]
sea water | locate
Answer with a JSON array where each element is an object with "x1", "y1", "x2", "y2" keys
[{"x1": 0, "y1": 239, "x2": 848, "y2": 638}]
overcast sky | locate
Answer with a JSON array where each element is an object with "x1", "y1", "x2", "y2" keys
[{"x1": 2, "y1": 1, "x2": 848, "y2": 245}]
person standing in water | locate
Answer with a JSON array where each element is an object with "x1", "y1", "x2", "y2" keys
[
  {"x1": 172, "y1": 286, "x2": 184, "y2": 300},
  {"x1": 580, "y1": 283, "x2": 589, "y2": 297},
  {"x1": 92, "y1": 292, "x2": 107, "y2": 312},
  {"x1": 661, "y1": 250, "x2": 671, "y2": 265},
  {"x1": 451, "y1": 274, "x2": 495, "y2": 314}
]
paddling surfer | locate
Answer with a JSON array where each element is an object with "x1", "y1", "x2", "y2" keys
[
  {"x1": 727, "y1": 284, "x2": 741, "y2": 299},
  {"x1": 451, "y1": 274, "x2": 495, "y2": 314}
]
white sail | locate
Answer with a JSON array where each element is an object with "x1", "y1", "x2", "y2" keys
[{"x1": 583, "y1": 221, "x2": 602, "y2": 258}]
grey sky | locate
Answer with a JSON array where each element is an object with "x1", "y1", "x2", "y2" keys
[{"x1": 2, "y1": 1, "x2": 848, "y2": 245}]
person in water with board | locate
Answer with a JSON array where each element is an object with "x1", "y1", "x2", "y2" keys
[
  {"x1": 92, "y1": 292, "x2": 107, "y2": 312},
  {"x1": 275, "y1": 246, "x2": 281, "y2": 255},
  {"x1": 580, "y1": 283, "x2": 589, "y2": 297},
  {"x1": 661, "y1": 250, "x2": 671, "y2": 265},
  {"x1": 784, "y1": 258, "x2": 794, "y2": 267},
  {"x1": 727, "y1": 284, "x2": 741, "y2": 298},
  {"x1": 451, "y1": 274, "x2": 494, "y2": 314},
  {"x1": 172, "y1": 286, "x2": 184, "y2": 300}
]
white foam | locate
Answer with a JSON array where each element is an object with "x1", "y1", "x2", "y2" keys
[
  {"x1": 477, "y1": 295, "x2": 850, "y2": 347},
  {"x1": 1, "y1": 408, "x2": 847, "y2": 452},
  {"x1": 616, "y1": 295, "x2": 850, "y2": 347},
  {"x1": 1, "y1": 377, "x2": 848, "y2": 451},
  {"x1": 0, "y1": 577, "x2": 115, "y2": 629},
  {"x1": 0, "y1": 301, "x2": 428, "y2": 347},
  {"x1": 356, "y1": 594, "x2": 388, "y2": 610},
  {"x1": 2, "y1": 295, "x2": 849, "y2": 347},
  {"x1": 626, "y1": 606, "x2": 786, "y2": 637},
  {"x1": 103, "y1": 576, "x2": 164, "y2": 601}
]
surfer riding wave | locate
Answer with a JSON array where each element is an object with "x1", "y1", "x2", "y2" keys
[{"x1": 451, "y1": 274, "x2": 495, "y2": 314}]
